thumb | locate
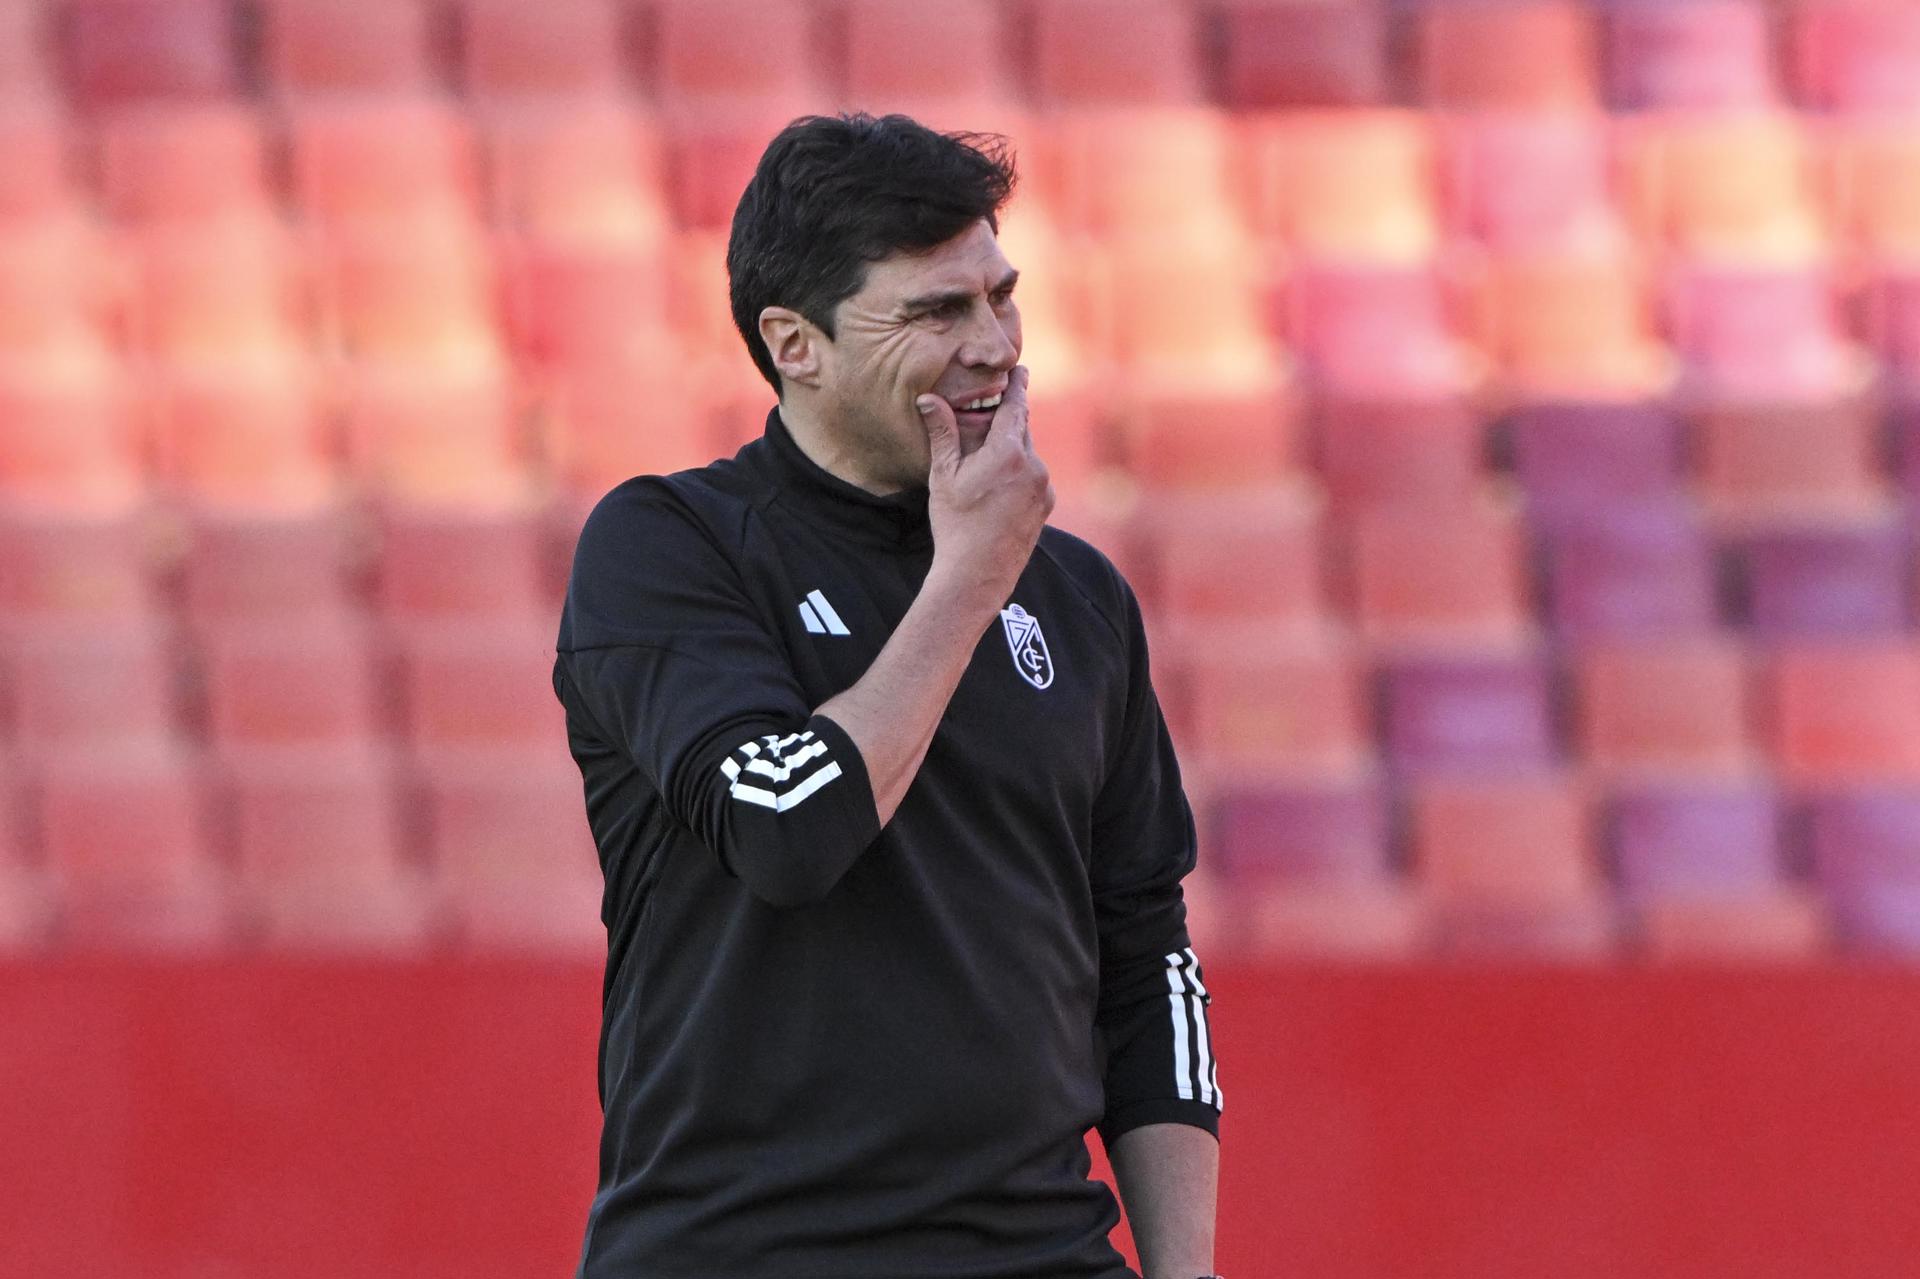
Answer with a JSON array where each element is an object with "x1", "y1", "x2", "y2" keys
[{"x1": 917, "y1": 394, "x2": 959, "y2": 479}]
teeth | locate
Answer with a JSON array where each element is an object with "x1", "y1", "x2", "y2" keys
[{"x1": 959, "y1": 393, "x2": 1003, "y2": 412}]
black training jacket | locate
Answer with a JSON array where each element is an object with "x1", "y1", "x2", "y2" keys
[{"x1": 552, "y1": 407, "x2": 1222, "y2": 1279}]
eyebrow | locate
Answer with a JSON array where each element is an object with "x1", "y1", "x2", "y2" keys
[{"x1": 899, "y1": 267, "x2": 1020, "y2": 316}]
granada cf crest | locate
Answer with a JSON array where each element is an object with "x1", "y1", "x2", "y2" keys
[{"x1": 999, "y1": 602, "x2": 1054, "y2": 690}]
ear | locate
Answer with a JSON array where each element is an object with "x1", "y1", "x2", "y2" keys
[{"x1": 758, "y1": 306, "x2": 824, "y2": 390}]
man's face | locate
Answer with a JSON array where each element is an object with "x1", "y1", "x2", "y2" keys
[{"x1": 812, "y1": 218, "x2": 1022, "y2": 492}]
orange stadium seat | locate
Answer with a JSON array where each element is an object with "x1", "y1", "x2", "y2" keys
[
  {"x1": 1310, "y1": 397, "x2": 1486, "y2": 515},
  {"x1": 64, "y1": 0, "x2": 237, "y2": 105},
  {"x1": 145, "y1": 360, "x2": 335, "y2": 510},
  {"x1": 320, "y1": 226, "x2": 504, "y2": 368},
  {"x1": 1213, "y1": 0, "x2": 1388, "y2": 110},
  {"x1": 416, "y1": 749, "x2": 604, "y2": 950},
  {"x1": 1791, "y1": 0, "x2": 1920, "y2": 113},
  {"x1": 1133, "y1": 483, "x2": 1325, "y2": 633},
  {"x1": 340, "y1": 364, "x2": 527, "y2": 504},
  {"x1": 1508, "y1": 403, "x2": 1686, "y2": 518},
  {"x1": 1825, "y1": 119, "x2": 1920, "y2": 264},
  {"x1": 257, "y1": 0, "x2": 440, "y2": 97},
  {"x1": 33, "y1": 743, "x2": 229, "y2": 948},
  {"x1": 177, "y1": 504, "x2": 357, "y2": 623},
  {"x1": 1156, "y1": 627, "x2": 1372, "y2": 779},
  {"x1": 0, "y1": 223, "x2": 119, "y2": 359},
  {"x1": 1347, "y1": 498, "x2": 1533, "y2": 651},
  {"x1": 1238, "y1": 110, "x2": 1438, "y2": 263},
  {"x1": 393, "y1": 616, "x2": 568, "y2": 750},
  {"x1": 221, "y1": 743, "x2": 435, "y2": 947},
  {"x1": 1574, "y1": 638, "x2": 1757, "y2": 778},
  {"x1": 289, "y1": 97, "x2": 481, "y2": 230},
  {"x1": 1730, "y1": 509, "x2": 1912, "y2": 636},
  {"x1": 542, "y1": 346, "x2": 724, "y2": 495},
  {"x1": 652, "y1": 0, "x2": 822, "y2": 106},
  {"x1": 1623, "y1": 112, "x2": 1826, "y2": 264},
  {"x1": 1475, "y1": 250, "x2": 1671, "y2": 399},
  {"x1": 96, "y1": 103, "x2": 272, "y2": 227},
  {"x1": 0, "y1": 104, "x2": 78, "y2": 225},
  {"x1": 1538, "y1": 498, "x2": 1720, "y2": 639},
  {"x1": 505, "y1": 240, "x2": 673, "y2": 367},
  {"x1": 1438, "y1": 111, "x2": 1619, "y2": 253},
  {"x1": 456, "y1": 0, "x2": 627, "y2": 99},
  {"x1": 3, "y1": 619, "x2": 178, "y2": 750},
  {"x1": 0, "y1": 503, "x2": 155, "y2": 619},
  {"x1": 128, "y1": 219, "x2": 312, "y2": 367},
  {"x1": 1767, "y1": 642, "x2": 1920, "y2": 783},
  {"x1": 483, "y1": 101, "x2": 668, "y2": 249},
  {"x1": 1378, "y1": 647, "x2": 1559, "y2": 776},
  {"x1": 1032, "y1": 108, "x2": 1239, "y2": 238},
  {"x1": 1412, "y1": 772, "x2": 1614, "y2": 955},
  {"x1": 1605, "y1": 0, "x2": 1778, "y2": 110},
  {"x1": 196, "y1": 614, "x2": 383, "y2": 749},
  {"x1": 0, "y1": 352, "x2": 143, "y2": 511},
  {"x1": 374, "y1": 502, "x2": 550, "y2": 620},
  {"x1": 835, "y1": 0, "x2": 1015, "y2": 119},
  {"x1": 0, "y1": 0, "x2": 55, "y2": 100},
  {"x1": 1026, "y1": 0, "x2": 1203, "y2": 106},
  {"x1": 1416, "y1": 0, "x2": 1598, "y2": 110}
]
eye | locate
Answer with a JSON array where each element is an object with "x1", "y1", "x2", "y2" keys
[{"x1": 990, "y1": 287, "x2": 1016, "y2": 307}]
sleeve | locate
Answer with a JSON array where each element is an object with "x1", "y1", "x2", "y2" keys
[
  {"x1": 1090, "y1": 573, "x2": 1222, "y2": 1148},
  {"x1": 554, "y1": 482, "x2": 881, "y2": 909}
]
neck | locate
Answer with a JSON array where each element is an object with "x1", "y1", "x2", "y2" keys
[{"x1": 776, "y1": 398, "x2": 905, "y2": 497}]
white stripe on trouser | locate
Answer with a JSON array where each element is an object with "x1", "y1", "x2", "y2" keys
[{"x1": 1164, "y1": 950, "x2": 1218, "y2": 1108}]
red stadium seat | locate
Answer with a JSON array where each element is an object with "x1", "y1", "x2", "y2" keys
[
  {"x1": 1026, "y1": 0, "x2": 1203, "y2": 106},
  {"x1": 457, "y1": 0, "x2": 626, "y2": 99},
  {"x1": 0, "y1": 502, "x2": 155, "y2": 620},
  {"x1": 1508, "y1": 402, "x2": 1686, "y2": 519},
  {"x1": 1288, "y1": 265, "x2": 1473, "y2": 398},
  {"x1": 1346, "y1": 498, "x2": 1533, "y2": 652},
  {"x1": 1623, "y1": 113, "x2": 1826, "y2": 264},
  {"x1": 542, "y1": 345, "x2": 724, "y2": 495},
  {"x1": 1866, "y1": 269, "x2": 1920, "y2": 384},
  {"x1": 0, "y1": 351, "x2": 143, "y2": 510},
  {"x1": 484, "y1": 101, "x2": 668, "y2": 249},
  {"x1": 289, "y1": 97, "x2": 481, "y2": 230},
  {"x1": 128, "y1": 218, "x2": 311, "y2": 367},
  {"x1": 146, "y1": 360, "x2": 335, "y2": 510},
  {"x1": 1416, "y1": 0, "x2": 1598, "y2": 110},
  {"x1": 1605, "y1": 0, "x2": 1778, "y2": 110},
  {"x1": 1238, "y1": 110, "x2": 1438, "y2": 263},
  {"x1": 0, "y1": 104, "x2": 78, "y2": 225},
  {"x1": 1729, "y1": 508, "x2": 1912, "y2": 637},
  {"x1": 505, "y1": 240, "x2": 673, "y2": 367},
  {"x1": 1691, "y1": 397, "x2": 1886, "y2": 522},
  {"x1": 1213, "y1": 0, "x2": 1388, "y2": 110},
  {"x1": 1240, "y1": 880, "x2": 1429, "y2": 959},
  {"x1": 0, "y1": 1, "x2": 54, "y2": 100},
  {"x1": 1309, "y1": 397, "x2": 1486, "y2": 516},
  {"x1": 3, "y1": 619, "x2": 179, "y2": 750},
  {"x1": 1438, "y1": 111, "x2": 1618, "y2": 253},
  {"x1": 1791, "y1": 1, "x2": 1920, "y2": 113},
  {"x1": 341, "y1": 363, "x2": 527, "y2": 504},
  {"x1": 652, "y1": 0, "x2": 821, "y2": 106},
  {"x1": 375, "y1": 502, "x2": 550, "y2": 620},
  {"x1": 257, "y1": 0, "x2": 440, "y2": 97},
  {"x1": 0, "y1": 222, "x2": 120, "y2": 359},
  {"x1": 1767, "y1": 643, "x2": 1920, "y2": 783},
  {"x1": 1574, "y1": 638, "x2": 1757, "y2": 778},
  {"x1": 1134, "y1": 483, "x2": 1325, "y2": 632},
  {"x1": 96, "y1": 103, "x2": 271, "y2": 227},
  {"x1": 392, "y1": 615, "x2": 567, "y2": 750},
  {"x1": 1537, "y1": 498, "x2": 1720, "y2": 640},
  {"x1": 1638, "y1": 892, "x2": 1828, "y2": 960},
  {"x1": 836, "y1": 0, "x2": 1015, "y2": 118},
  {"x1": 1379, "y1": 647, "x2": 1559, "y2": 777},
  {"x1": 178, "y1": 503, "x2": 358, "y2": 624},
  {"x1": 197, "y1": 613, "x2": 384, "y2": 750},
  {"x1": 1156, "y1": 627, "x2": 1372, "y2": 778},
  {"x1": 663, "y1": 103, "x2": 813, "y2": 231},
  {"x1": 63, "y1": 0, "x2": 237, "y2": 106}
]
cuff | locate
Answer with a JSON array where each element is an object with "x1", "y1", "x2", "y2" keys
[{"x1": 1098, "y1": 1096, "x2": 1221, "y2": 1148}]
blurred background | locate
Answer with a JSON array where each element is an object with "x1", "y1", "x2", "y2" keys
[{"x1": 5, "y1": 0, "x2": 1920, "y2": 1275}]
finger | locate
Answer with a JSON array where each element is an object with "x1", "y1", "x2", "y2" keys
[
  {"x1": 987, "y1": 365, "x2": 1031, "y2": 452},
  {"x1": 916, "y1": 394, "x2": 960, "y2": 479}
]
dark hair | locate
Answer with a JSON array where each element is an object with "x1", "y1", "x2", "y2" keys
[{"x1": 727, "y1": 113, "x2": 1018, "y2": 392}]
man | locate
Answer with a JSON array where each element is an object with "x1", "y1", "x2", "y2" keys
[{"x1": 553, "y1": 113, "x2": 1222, "y2": 1279}]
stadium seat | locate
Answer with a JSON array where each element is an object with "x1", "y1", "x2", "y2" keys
[
  {"x1": 456, "y1": 0, "x2": 626, "y2": 99},
  {"x1": 1238, "y1": 110, "x2": 1438, "y2": 263},
  {"x1": 1788, "y1": 0, "x2": 1920, "y2": 113},
  {"x1": 833, "y1": 0, "x2": 1015, "y2": 117},
  {"x1": 340, "y1": 363, "x2": 527, "y2": 504},
  {"x1": 505, "y1": 240, "x2": 672, "y2": 368},
  {"x1": 64, "y1": 0, "x2": 238, "y2": 105},
  {"x1": 320, "y1": 225, "x2": 504, "y2": 369},
  {"x1": 1637, "y1": 891, "x2": 1828, "y2": 960},
  {"x1": 289, "y1": 97, "x2": 481, "y2": 230},
  {"x1": 652, "y1": 0, "x2": 822, "y2": 106},
  {"x1": 1507, "y1": 402, "x2": 1686, "y2": 519},
  {"x1": 0, "y1": 104, "x2": 78, "y2": 225},
  {"x1": 1766, "y1": 643, "x2": 1920, "y2": 783},
  {"x1": 1025, "y1": 0, "x2": 1204, "y2": 106},
  {"x1": 1825, "y1": 120, "x2": 1920, "y2": 263},
  {"x1": 145, "y1": 360, "x2": 335, "y2": 511},
  {"x1": 375, "y1": 501, "x2": 550, "y2": 620},
  {"x1": 257, "y1": 0, "x2": 440, "y2": 97},
  {"x1": 663, "y1": 103, "x2": 814, "y2": 231},
  {"x1": 1475, "y1": 250, "x2": 1671, "y2": 399},
  {"x1": 0, "y1": 1, "x2": 54, "y2": 100},
  {"x1": 177, "y1": 503, "x2": 357, "y2": 624},
  {"x1": 1240, "y1": 880, "x2": 1429, "y2": 959},
  {"x1": 1212, "y1": 0, "x2": 1388, "y2": 110},
  {"x1": 1609, "y1": 780, "x2": 1785, "y2": 898},
  {"x1": 1133, "y1": 483, "x2": 1325, "y2": 632},
  {"x1": 1346, "y1": 498, "x2": 1533, "y2": 652},
  {"x1": 1437, "y1": 111, "x2": 1619, "y2": 253},
  {"x1": 1288, "y1": 265, "x2": 1474, "y2": 398},
  {"x1": 1604, "y1": 0, "x2": 1778, "y2": 111},
  {"x1": 1573, "y1": 638, "x2": 1757, "y2": 777},
  {"x1": 33, "y1": 743, "x2": 230, "y2": 948},
  {"x1": 1037, "y1": 108, "x2": 1239, "y2": 238},
  {"x1": 1377, "y1": 647, "x2": 1559, "y2": 777},
  {"x1": 1537, "y1": 498, "x2": 1721, "y2": 639},
  {"x1": 0, "y1": 502, "x2": 155, "y2": 619},
  {"x1": 1310, "y1": 397, "x2": 1486, "y2": 516},
  {"x1": 1415, "y1": 0, "x2": 1598, "y2": 110},
  {"x1": 542, "y1": 346, "x2": 725, "y2": 496},
  {"x1": 392, "y1": 615, "x2": 568, "y2": 750},
  {"x1": 1411, "y1": 772, "x2": 1614, "y2": 956},
  {"x1": 1665, "y1": 265, "x2": 1860, "y2": 398},
  {"x1": 1866, "y1": 269, "x2": 1920, "y2": 386},
  {"x1": 484, "y1": 102, "x2": 668, "y2": 250},
  {"x1": 1207, "y1": 769, "x2": 1392, "y2": 886},
  {"x1": 0, "y1": 222, "x2": 119, "y2": 360},
  {"x1": 96, "y1": 103, "x2": 272, "y2": 227},
  {"x1": 414, "y1": 747, "x2": 604, "y2": 950},
  {"x1": 1624, "y1": 113, "x2": 1825, "y2": 264},
  {"x1": 128, "y1": 219, "x2": 311, "y2": 368},
  {"x1": 196, "y1": 613, "x2": 383, "y2": 750},
  {"x1": 1156, "y1": 627, "x2": 1372, "y2": 778},
  {"x1": 1726, "y1": 509, "x2": 1912, "y2": 637},
  {"x1": 221, "y1": 743, "x2": 436, "y2": 948},
  {"x1": 0, "y1": 351, "x2": 143, "y2": 511},
  {"x1": 1806, "y1": 788, "x2": 1920, "y2": 955},
  {"x1": 3, "y1": 619, "x2": 179, "y2": 750},
  {"x1": 1691, "y1": 397, "x2": 1886, "y2": 521}
]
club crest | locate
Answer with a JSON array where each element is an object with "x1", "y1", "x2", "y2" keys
[{"x1": 998, "y1": 602, "x2": 1054, "y2": 690}]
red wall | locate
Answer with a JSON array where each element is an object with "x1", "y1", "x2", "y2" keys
[{"x1": 6, "y1": 959, "x2": 1919, "y2": 1278}]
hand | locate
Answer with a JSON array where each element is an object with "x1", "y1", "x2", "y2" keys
[{"x1": 916, "y1": 365, "x2": 1054, "y2": 607}]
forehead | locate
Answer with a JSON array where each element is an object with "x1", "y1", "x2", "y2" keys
[{"x1": 855, "y1": 219, "x2": 1016, "y2": 305}]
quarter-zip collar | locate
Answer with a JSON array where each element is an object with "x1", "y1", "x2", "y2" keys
[{"x1": 753, "y1": 406, "x2": 934, "y2": 551}]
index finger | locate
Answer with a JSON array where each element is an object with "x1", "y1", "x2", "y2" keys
[{"x1": 987, "y1": 365, "x2": 1032, "y2": 453}]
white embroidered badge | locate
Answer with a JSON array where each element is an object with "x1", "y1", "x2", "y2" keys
[{"x1": 998, "y1": 602, "x2": 1054, "y2": 690}]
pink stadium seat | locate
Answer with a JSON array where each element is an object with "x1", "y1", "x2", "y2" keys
[
  {"x1": 1538, "y1": 498, "x2": 1720, "y2": 639},
  {"x1": 1026, "y1": 0, "x2": 1203, "y2": 106},
  {"x1": 506, "y1": 241, "x2": 672, "y2": 367},
  {"x1": 1438, "y1": 112, "x2": 1618, "y2": 253},
  {"x1": 258, "y1": 0, "x2": 439, "y2": 97},
  {"x1": 1508, "y1": 403, "x2": 1686, "y2": 519},
  {"x1": 1347, "y1": 499, "x2": 1533, "y2": 651},
  {"x1": 1412, "y1": 772, "x2": 1614, "y2": 956},
  {"x1": 1238, "y1": 110, "x2": 1438, "y2": 262},
  {"x1": 1624, "y1": 113, "x2": 1824, "y2": 264},
  {"x1": 457, "y1": 0, "x2": 626, "y2": 99},
  {"x1": 1310, "y1": 397, "x2": 1486, "y2": 516},
  {"x1": 1378, "y1": 648, "x2": 1559, "y2": 777},
  {"x1": 1288, "y1": 266, "x2": 1471, "y2": 398},
  {"x1": 1156, "y1": 628, "x2": 1372, "y2": 778},
  {"x1": 0, "y1": 0, "x2": 55, "y2": 100},
  {"x1": 178, "y1": 504, "x2": 356, "y2": 624},
  {"x1": 221, "y1": 743, "x2": 436, "y2": 948},
  {"x1": 375, "y1": 502, "x2": 549, "y2": 620},
  {"x1": 1638, "y1": 891, "x2": 1828, "y2": 960},
  {"x1": 1825, "y1": 120, "x2": 1920, "y2": 263},
  {"x1": 97, "y1": 103, "x2": 271, "y2": 227},
  {"x1": 341, "y1": 364, "x2": 526, "y2": 504},
  {"x1": 1789, "y1": 0, "x2": 1920, "y2": 113},
  {"x1": 1416, "y1": 0, "x2": 1598, "y2": 110},
  {"x1": 128, "y1": 219, "x2": 311, "y2": 367},
  {"x1": 1134, "y1": 484, "x2": 1324, "y2": 632},
  {"x1": 290, "y1": 97, "x2": 481, "y2": 230},
  {"x1": 197, "y1": 614, "x2": 382, "y2": 750},
  {"x1": 1866, "y1": 270, "x2": 1920, "y2": 385},
  {"x1": 1213, "y1": 0, "x2": 1388, "y2": 109},
  {"x1": 1605, "y1": 0, "x2": 1778, "y2": 110},
  {"x1": 0, "y1": 503, "x2": 154, "y2": 619},
  {"x1": 1574, "y1": 639, "x2": 1757, "y2": 778},
  {"x1": 1208, "y1": 770, "x2": 1392, "y2": 886},
  {"x1": 1240, "y1": 880, "x2": 1428, "y2": 959},
  {"x1": 1728, "y1": 509, "x2": 1912, "y2": 637},
  {"x1": 0, "y1": 354, "x2": 143, "y2": 510},
  {"x1": 1807, "y1": 788, "x2": 1920, "y2": 955},
  {"x1": 1666, "y1": 266, "x2": 1858, "y2": 398},
  {"x1": 484, "y1": 102, "x2": 668, "y2": 249},
  {"x1": 1767, "y1": 643, "x2": 1920, "y2": 783},
  {"x1": 1691, "y1": 397, "x2": 1886, "y2": 522},
  {"x1": 3, "y1": 619, "x2": 178, "y2": 750},
  {"x1": 321, "y1": 226, "x2": 504, "y2": 368},
  {"x1": 836, "y1": 0, "x2": 1017, "y2": 116},
  {"x1": 146, "y1": 361, "x2": 335, "y2": 510},
  {"x1": 0, "y1": 105, "x2": 77, "y2": 224},
  {"x1": 34, "y1": 743, "x2": 230, "y2": 948},
  {"x1": 393, "y1": 616, "x2": 568, "y2": 750},
  {"x1": 64, "y1": 0, "x2": 237, "y2": 105},
  {"x1": 1476, "y1": 250, "x2": 1670, "y2": 399},
  {"x1": 652, "y1": 0, "x2": 821, "y2": 106},
  {"x1": 415, "y1": 748, "x2": 604, "y2": 950}
]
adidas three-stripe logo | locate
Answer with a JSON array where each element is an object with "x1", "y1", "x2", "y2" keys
[{"x1": 798, "y1": 589, "x2": 849, "y2": 636}]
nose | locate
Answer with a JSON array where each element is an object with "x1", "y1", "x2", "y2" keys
[{"x1": 960, "y1": 298, "x2": 1020, "y2": 371}]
